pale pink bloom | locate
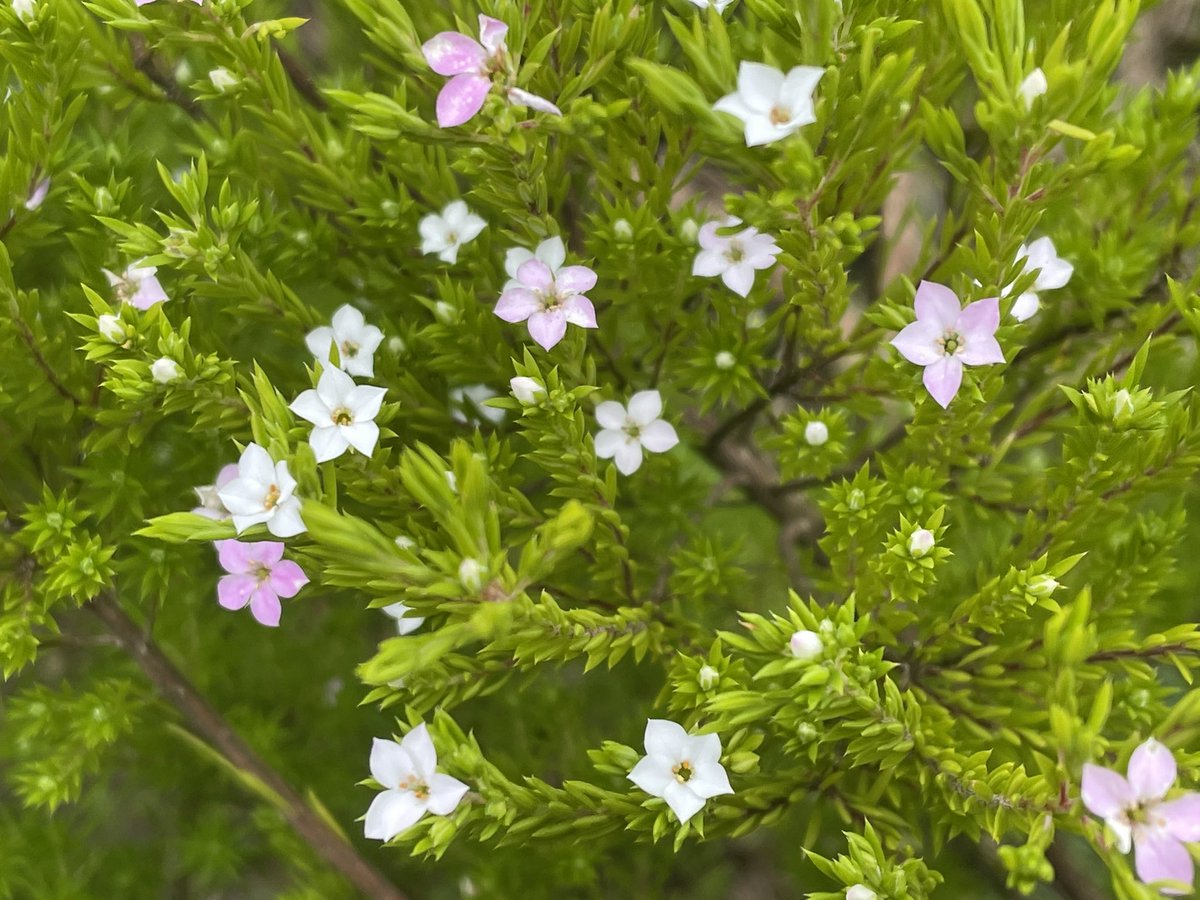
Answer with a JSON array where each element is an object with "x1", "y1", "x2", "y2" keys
[
  {"x1": 628, "y1": 719, "x2": 733, "y2": 824},
  {"x1": 289, "y1": 366, "x2": 387, "y2": 463},
  {"x1": 364, "y1": 724, "x2": 469, "y2": 841},
  {"x1": 1009, "y1": 237, "x2": 1073, "y2": 321},
  {"x1": 305, "y1": 304, "x2": 384, "y2": 378},
  {"x1": 594, "y1": 390, "x2": 679, "y2": 475},
  {"x1": 192, "y1": 464, "x2": 239, "y2": 520},
  {"x1": 214, "y1": 539, "x2": 308, "y2": 627},
  {"x1": 104, "y1": 261, "x2": 168, "y2": 310},
  {"x1": 692, "y1": 217, "x2": 780, "y2": 297},
  {"x1": 217, "y1": 443, "x2": 306, "y2": 538},
  {"x1": 24, "y1": 178, "x2": 49, "y2": 210},
  {"x1": 494, "y1": 256, "x2": 597, "y2": 350},
  {"x1": 504, "y1": 236, "x2": 566, "y2": 290},
  {"x1": 714, "y1": 62, "x2": 824, "y2": 147},
  {"x1": 1082, "y1": 738, "x2": 1200, "y2": 893},
  {"x1": 890, "y1": 281, "x2": 1004, "y2": 409}
]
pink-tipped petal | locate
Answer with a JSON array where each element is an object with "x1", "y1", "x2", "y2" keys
[
  {"x1": 249, "y1": 587, "x2": 282, "y2": 627},
  {"x1": 494, "y1": 288, "x2": 540, "y2": 323},
  {"x1": 526, "y1": 310, "x2": 567, "y2": 350},
  {"x1": 914, "y1": 281, "x2": 962, "y2": 330},
  {"x1": 557, "y1": 265, "x2": 597, "y2": 294},
  {"x1": 217, "y1": 573, "x2": 257, "y2": 610},
  {"x1": 436, "y1": 74, "x2": 491, "y2": 128},
  {"x1": 562, "y1": 295, "x2": 597, "y2": 328},
  {"x1": 922, "y1": 356, "x2": 963, "y2": 408},
  {"x1": 422, "y1": 32, "x2": 486, "y2": 76},
  {"x1": 216, "y1": 539, "x2": 256, "y2": 575},
  {"x1": 1081, "y1": 763, "x2": 1135, "y2": 819},
  {"x1": 269, "y1": 560, "x2": 309, "y2": 598},
  {"x1": 1159, "y1": 794, "x2": 1200, "y2": 842},
  {"x1": 516, "y1": 258, "x2": 555, "y2": 292},
  {"x1": 1134, "y1": 831, "x2": 1194, "y2": 895},
  {"x1": 1130, "y1": 739, "x2": 1178, "y2": 803}
]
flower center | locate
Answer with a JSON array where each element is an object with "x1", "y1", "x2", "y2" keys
[
  {"x1": 254, "y1": 563, "x2": 272, "y2": 584},
  {"x1": 726, "y1": 240, "x2": 745, "y2": 263},
  {"x1": 340, "y1": 340, "x2": 359, "y2": 359},
  {"x1": 398, "y1": 777, "x2": 430, "y2": 801},
  {"x1": 446, "y1": 231, "x2": 459, "y2": 246},
  {"x1": 332, "y1": 407, "x2": 353, "y2": 426},
  {"x1": 938, "y1": 329, "x2": 964, "y2": 356},
  {"x1": 769, "y1": 104, "x2": 792, "y2": 126},
  {"x1": 263, "y1": 484, "x2": 281, "y2": 510},
  {"x1": 672, "y1": 761, "x2": 694, "y2": 784},
  {"x1": 538, "y1": 289, "x2": 564, "y2": 312}
]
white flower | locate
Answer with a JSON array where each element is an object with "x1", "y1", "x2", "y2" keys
[
  {"x1": 97, "y1": 314, "x2": 125, "y2": 342},
  {"x1": 788, "y1": 630, "x2": 823, "y2": 660},
  {"x1": 804, "y1": 421, "x2": 829, "y2": 446},
  {"x1": 594, "y1": 390, "x2": 679, "y2": 475},
  {"x1": 12, "y1": 0, "x2": 34, "y2": 21},
  {"x1": 908, "y1": 528, "x2": 935, "y2": 558},
  {"x1": 509, "y1": 376, "x2": 545, "y2": 405},
  {"x1": 458, "y1": 558, "x2": 484, "y2": 592},
  {"x1": 305, "y1": 304, "x2": 384, "y2": 378},
  {"x1": 1010, "y1": 237, "x2": 1073, "y2": 321},
  {"x1": 150, "y1": 357, "x2": 180, "y2": 384},
  {"x1": 363, "y1": 724, "x2": 469, "y2": 842},
  {"x1": 714, "y1": 351, "x2": 736, "y2": 370},
  {"x1": 628, "y1": 719, "x2": 733, "y2": 824},
  {"x1": 687, "y1": 0, "x2": 734, "y2": 11},
  {"x1": 419, "y1": 200, "x2": 486, "y2": 264},
  {"x1": 217, "y1": 443, "x2": 306, "y2": 537},
  {"x1": 450, "y1": 384, "x2": 505, "y2": 425},
  {"x1": 680, "y1": 218, "x2": 699, "y2": 243},
  {"x1": 503, "y1": 235, "x2": 566, "y2": 291},
  {"x1": 714, "y1": 61, "x2": 824, "y2": 147},
  {"x1": 612, "y1": 219, "x2": 634, "y2": 241},
  {"x1": 692, "y1": 217, "x2": 780, "y2": 297},
  {"x1": 1018, "y1": 68, "x2": 1047, "y2": 108},
  {"x1": 383, "y1": 602, "x2": 425, "y2": 636},
  {"x1": 104, "y1": 261, "x2": 168, "y2": 310},
  {"x1": 209, "y1": 67, "x2": 238, "y2": 92},
  {"x1": 290, "y1": 367, "x2": 387, "y2": 463},
  {"x1": 1112, "y1": 388, "x2": 1134, "y2": 422},
  {"x1": 846, "y1": 887, "x2": 877, "y2": 900},
  {"x1": 697, "y1": 665, "x2": 720, "y2": 690},
  {"x1": 1028, "y1": 575, "x2": 1059, "y2": 597}
]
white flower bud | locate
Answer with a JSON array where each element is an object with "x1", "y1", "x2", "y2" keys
[
  {"x1": 394, "y1": 535, "x2": 415, "y2": 550},
  {"x1": 846, "y1": 886, "x2": 877, "y2": 900},
  {"x1": 434, "y1": 300, "x2": 458, "y2": 324},
  {"x1": 714, "y1": 351, "x2": 736, "y2": 370},
  {"x1": 209, "y1": 67, "x2": 239, "y2": 93},
  {"x1": 445, "y1": 470, "x2": 458, "y2": 491},
  {"x1": 97, "y1": 314, "x2": 125, "y2": 342},
  {"x1": 509, "y1": 376, "x2": 545, "y2": 405},
  {"x1": 458, "y1": 558, "x2": 484, "y2": 592},
  {"x1": 847, "y1": 489, "x2": 865, "y2": 511},
  {"x1": 150, "y1": 357, "x2": 181, "y2": 384},
  {"x1": 386, "y1": 335, "x2": 406, "y2": 355},
  {"x1": 909, "y1": 528, "x2": 935, "y2": 558},
  {"x1": 680, "y1": 218, "x2": 699, "y2": 243},
  {"x1": 745, "y1": 309, "x2": 767, "y2": 329},
  {"x1": 1018, "y1": 68, "x2": 1048, "y2": 108},
  {"x1": 613, "y1": 219, "x2": 633, "y2": 241},
  {"x1": 804, "y1": 421, "x2": 829, "y2": 446},
  {"x1": 1113, "y1": 388, "x2": 1134, "y2": 421},
  {"x1": 788, "y1": 630, "x2": 823, "y2": 661},
  {"x1": 697, "y1": 665, "x2": 720, "y2": 690},
  {"x1": 1028, "y1": 574, "x2": 1059, "y2": 597},
  {"x1": 12, "y1": 0, "x2": 35, "y2": 21}
]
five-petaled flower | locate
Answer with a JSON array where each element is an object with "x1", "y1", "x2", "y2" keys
[
  {"x1": 1009, "y1": 237, "x2": 1073, "y2": 322},
  {"x1": 594, "y1": 390, "x2": 679, "y2": 475},
  {"x1": 104, "y1": 261, "x2": 168, "y2": 310},
  {"x1": 421, "y1": 14, "x2": 561, "y2": 128},
  {"x1": 364, "y1": 724, "x2": 470, "y2": 841},
  {"x1": 1082, "y1": 737, "x2": 1200, "y2": 893},
  {"x1": 714, "y1": 61, "x2": 825, "y2": 147},
  {"x1": 890, "y1": 281, "x2": 1004, "y2": 409},
  {"x1": 214, "y1": 539, "x2": 308, "y2": 627},
  {"x1": 692, "y1": 217, "x2": 780, "y2": 297},
  {"x1": 628, "y1": 719, "x2": 733, "y2": 824},
  {"x1": 305, "y1": 304, "x2": 384, "y2": 378},
  {"x1": 290, "y1": 366, "x2": 387, "y2": 463},
  {"x1": 218, "y1": 443, "x2": 306, "y2": 537},
  {"x1": 419, "y1": 200, "x2": 487, "y2": 264},
  {"x1": 494, "y1": 253, "x2": 598, "y2": 350},
  {"x1": 193, "y1": 463, "x2": 239, "y2": 520}
]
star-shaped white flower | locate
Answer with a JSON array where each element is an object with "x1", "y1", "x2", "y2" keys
[
  {"x1": 383, "y1": 602, "x2": 425, "y2": 636},
  {"x1": 364, "y1": 724, "x2": 469, "y2": 841},
  {"x1": 503, "y1": 236, "x2": 566, "y2": 290},
  {"x1": 305, "y1": 304, "x2": 384, "y2": 378},
  {"x1": 628, "y1": 719, "x2": 733, "y2": 824},
  {"x1": 1009, "y1": 236, "x2": 1073, "y2": 321},
  {"x1": 594, "y1": 390, "x2": 679, "y2": 475},
  {"x1": 419, "y1": 200, "x2": 486, "y2": 264},
  {"x1": 692, "y1": 216, "x2": 780, "y2": 297},
  {"x1": 217, "y1": 443, "x2": 306, "y2": 537},
  {"x1": 714, "y1": 61, "x2": 825, "y2": 147},
  {"x1": 290, "y1": 367, "x2": 386, "y2": 463},
  {"x1": 104, "y1": 261, "x2": 168, "y2": 310}
]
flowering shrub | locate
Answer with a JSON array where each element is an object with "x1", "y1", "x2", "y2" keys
[{"x1": 4, "y1": 0, "x2": 1200, "y2": 897}]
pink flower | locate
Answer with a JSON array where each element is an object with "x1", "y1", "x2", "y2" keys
[
  {"x1": 421, "y1": 14, "x2": 560, "y2": 128},
  {"x1": 215, "y1": 539, "x2": 308, "y2": 627},
  {"x1": 104, "y1": 261, "x2": 169, "y2": 310},
  {"x1": 494, "y1": 257, "x2": 598, "y2": 350},
  {"x1": 890, "y1": 281, "x2": 1004, "y2": 409},
  {"x1": 1082, "y1": 738, "x2": 1200, "y2": 894}
]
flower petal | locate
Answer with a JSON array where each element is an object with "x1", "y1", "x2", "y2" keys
[
  {"x1": 1011, "y1": 291, "x2": 1040, "y2": 322},
  {"x1": 426, "y1": 772, "x2": 470, "y2": 815},
  {"x1": 477, "y1": 14, "x2": 508, "y2": 55},
  {"x1": 712, "y1": 92, "x2": 755, "y2": 124},
  {"x1": 216, "y1": 538, "x2": 255, "y2": 575},
  {"x1": 266, "y1": 498, "x2": 306, "y2": 538},
  {"x1": 436, "y1": 74, "x2": 491, "y2": 128},
  {"x1": 914, "y1": 280, "x2": 961, "y2": 330},
  {"x1": 1135, "y1": 830, "x2": 1194, "y2": 894},
  {"x1": 688, "y1": 760, "x2": 733, "y2": 800},
  {"x1": 922, "y1": 356, "x2": 963, "y2": 408},
  {"x1": 347, "y1": 384, "x2": 387, "y2": 421},
  {"x1": 557, "y1": 265, "x2": 597, "y2": 294},
  {"x1": 217, "y1": 573, "x2": 256, "y2": 610},
  {"x1": 692, "y1": 249, "x2": 728, "y2": 278},
  {"x1": 957, "y1": 297, "x2": 1001, "y2": 343},
  {"x1": 506, "y1": 86, "x2": 562, "y2": 116},
  {"x1": 644, "y1": 719, "x2": 689, "y2": 759},
  {"x1": 268, "y1": 560, "x2": 309, "y2": 598},
  {"x1": 721, "y1": 263, "x2": 755, "y2": 297},
  {"x1": 517, "y1": 258, "x2": 555, "y2": 292},
  {"x1": 536, "y1": 236, "x2": 566, "y2": 271},
  {"x1": 562, "y1": 295, "x2": 597, "y2": 328},
  {"x1": 614, "y1": 441, "x2": 643, "y2": 475},
  {"x1": 595, "y1": 401, "x2": 628, "y2": 430},
  {"x1": 249, "y1": 587, "x2": 282, "y2": 627},
  {"x1": 330, "y1": 303, "x2": 366, "y2": 336},
  {"x1": 239, "y1": 443, "x2": 277, "y2": 485},
  {"x1": 1130, "y1": 738, "x2": 1178, "y2": 803},
  {"x1": 422, "y1": 32, "x2": 486, "y2": 76},
  {"x1": 593, "y1": 428, "x2": 626, "y2": 459},
  {"x1": 639, "y1": 419, "x2": 678, "y2": 453},
  {"x1": 1159, "y1": 794, "x2": 1200, "y2": 842},
  {"x1": 1081, "y1": 763, "x2": 1135, "y2": 819},
  {"x1": 628, "y1": 755, "x2": 673, "y2": 797},
  {"x1": 735, "y1": 62, "x2": 784, "y2": 112},
  {"x1": 781, "y1": 65, "x2": 825, "y2": 107},
  {"x1": 290, "y1": 389, "x2": 332, "y2": 427},
  {"x1": 363, "y1": 789, "x2": 425, "y2": 841},
  {"x1": 494, "y1": 288, "x2": 541, "y2": 323},
  {"x1": 342, "y1": 421, "x2": 380, "y2": 457},
  {"x1": 627, "y1": 390, "x2": 663, "y2": 426},
  {"x1": 310, "y1": 425, "x2": 349, "y2": 463},
  {"x1": 662, "y1": 781, "x2": 706, "y2": 823},
  {"x1": 218, "y1": 478, "x2": 268, "y2": 516},
  {"x1": 400, "y1": 723, "x2": 438, "y2": 779},
  {"x1": 890, "y1": 320, "x2": 943, "y2": 366},
  {"x1": 526, "y1": 310, "x2": 567, "y2": 350},
  {"x1": 370, "y1": 737, "x2": 412, "y2": 788},
  {"x1": 958, "y1": 334, "x2": 1005, "y2": 366},
  {"x1": 305, "y1": 326, "x2": 334, "y2": 362}
]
